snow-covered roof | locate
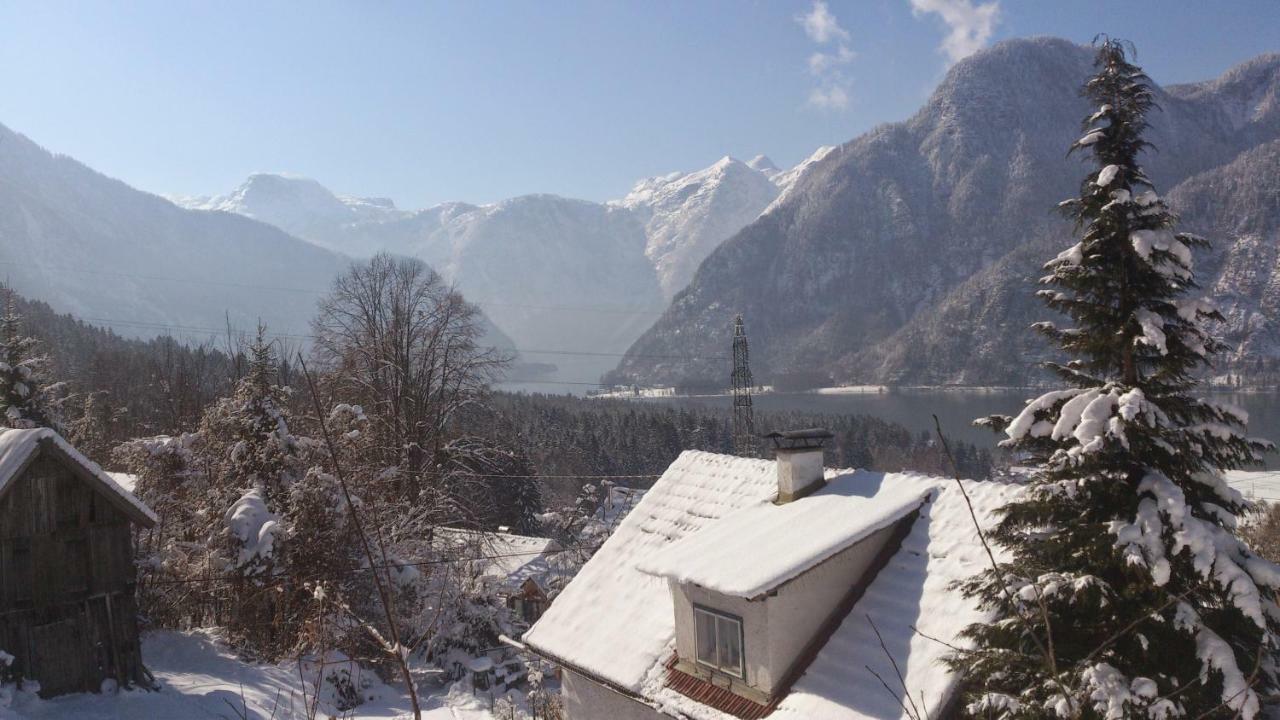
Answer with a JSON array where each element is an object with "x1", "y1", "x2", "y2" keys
[
  {"x1": 525, "y1": 451, "x2": 779, "y2": 690},
  {"x1": 637, "y1": 474, "x2": 929, "y2": 598},
  {"x1": 107, "y1": 471, "x2": 139, "y2": 493},
  {"x1": 1226, "y1": 470, "x2": 1280, "y2": 504},
  {"x1": 524, "y1": 449, "x2": 1021, "y2": 720},
  {"x1": 0, "y1": 428, "x2": 158, "y2": 527},
  {"x1": 431, "y1": 527, "x2": 562, "y2": 589}
]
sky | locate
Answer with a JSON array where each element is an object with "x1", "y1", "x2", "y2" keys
[{"x1": 1, "y1": 1, "x2": 1277, "y2": 209}]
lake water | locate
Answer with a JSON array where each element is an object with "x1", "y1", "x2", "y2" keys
[{"x1": 650, "y1": 389, "x2": 1280, "y2": 470}]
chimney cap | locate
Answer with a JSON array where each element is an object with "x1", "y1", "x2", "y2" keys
[{"x1": 763, "y1": 428, "x2": 833, "y2": 451}]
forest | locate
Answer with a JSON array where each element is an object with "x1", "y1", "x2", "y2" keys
[{"x1": 0, "y1": 253, "x2": 991, "y2": 704}]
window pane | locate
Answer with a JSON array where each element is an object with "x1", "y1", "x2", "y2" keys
[
  {"x1": 716, "y1": 616, "x2": 742, "y2": 676},
  {"x1": 695, "y1": 610, "x2": 718, "y2": 665}
]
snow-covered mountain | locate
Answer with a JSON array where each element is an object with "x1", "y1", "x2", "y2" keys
[
  {"x1": 176, "y1": 151, "x2": 831, "y2": 382},
  {"x1": 613, "y1": 156, "x2": 781, "y2": 298},
  {"x1": 610, "y1": 39, "x2": 1280, "y2": 387},
  {"x1": 171, "y1": 174, "x2": 408, "y2": 255},
  {"x1": 0, "y1": 122, "x2": 351, "y2": 341}
]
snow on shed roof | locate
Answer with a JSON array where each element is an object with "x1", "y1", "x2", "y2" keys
[
  {"x1": 637, "y1": 473, "x2": 930, "y2": 598},
  {"x1": 107, "y1": 471, "x2": 139, "y2": 493},
  {"x1": 0, "y1": 428, "x2": 158, "y2": 527},
  {"x1": 525, "y1": 449, "x2": 1021, "y2": 719}
]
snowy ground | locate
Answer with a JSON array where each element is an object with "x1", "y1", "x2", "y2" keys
[
  {"x1": 1227, "y1": 469, "x2": 1280, "y2": 504},
  {"x1": 1, "y1": 631, "x2": 500, "y2": 720}
]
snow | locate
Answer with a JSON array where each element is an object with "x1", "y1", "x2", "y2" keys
[
  {"x1": 614, "y1": 154, "x2": 783, "y2": 299},
  {"x1": 1226, "y1": 470, "x2": 1280, "y2": 504},
  {"x1": 0, "y1": 630, "x2": 500, "y2": 720},
  {"x1": 430, "y1": 528, "x2": 563, "y2": 590},
  {"x1": 1078, "y1": 129, "x2": 1105, "y2": 145},
  {"x1": 813, "y1": 384, "x2": 890, "y2": 395},
  {"x1": 0, "y1": 428, "x2": 157, "y2": 526},
  {"x1": 1134, "y1": 308, "x2": 1168, "y2": 354},
  {"x1": 225, "y1": 488, "x2": 281, "y2": 571},
  {"x1": 523, "y1": 451, "x2": 779, "y2": 690},
  {"x1": 105, "y1": 472, "x2": 138, "y2": 493},
  {"x1": 1096, "y1": 164, "x2": 1121, "y2": 186},
  {"x1": 637, "y1": 472, "x2": 930, "y2": 598},
  {"x1": 525, "y1": 449, "x2": 1022, "y2": 719}
]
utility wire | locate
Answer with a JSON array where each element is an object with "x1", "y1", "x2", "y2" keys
[
  {"x1": 1, "y1": 261, "x2": 669, "y2": 316},
  {"x1": 70, "y1": 314, "x2": 727, "y2": 362},
  {"x1": 143, "y1": 542, "x2": 608, "y2": 588}
]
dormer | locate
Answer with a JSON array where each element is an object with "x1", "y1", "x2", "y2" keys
[{"x1": 636, "y1": 432, "x2": 929, "y2": 710}]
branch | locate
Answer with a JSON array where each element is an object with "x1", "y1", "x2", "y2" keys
[
  {"x1": 299, "y1": 355, "x2": 422, "y2": 720},
  {"x1": 933, "y1": 414, "x2": 1077, "y2": 718}
]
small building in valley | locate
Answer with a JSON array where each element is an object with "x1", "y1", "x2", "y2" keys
[
  {"x1": 0, "y1": 428, "x2": 158, "y2": 698},
  {"x1": 523, "y1": 429, "x2": 1018, "y2": 720}
]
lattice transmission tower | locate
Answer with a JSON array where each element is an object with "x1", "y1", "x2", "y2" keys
[{"x1": 731, "y1": 315, "x2": 756, "y2": 456}]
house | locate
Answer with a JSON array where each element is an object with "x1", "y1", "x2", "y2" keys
[
  {"x1": 523, "y1": 429, "x2": 1018, "y2": 720},
  {"x1": 429, "y1": 527, "x2": 565, "y2": 612},
  {"x1": 507, "y1": 577, "x2": 551, "y2": 625},
  {"x1": 0, "y1": 428, "x2": 158, "y2": 698}
]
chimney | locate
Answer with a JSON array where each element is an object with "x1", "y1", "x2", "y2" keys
[{"x1": 765, "y1": 428, "x2": 833, "y2": 503}]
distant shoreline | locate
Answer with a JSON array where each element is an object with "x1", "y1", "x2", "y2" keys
[{"x1": 588, "y1": 384, "x2": 1280, "y2": 401}]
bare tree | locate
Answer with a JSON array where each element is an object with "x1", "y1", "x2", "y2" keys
[{"x1": 312, "y1": 254, "x2": 509, "y2": 482}]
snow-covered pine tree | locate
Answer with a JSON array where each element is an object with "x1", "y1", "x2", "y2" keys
[
  {"x1": 0, "y1": 291, "x2": 57, "y2": 429},
  {"x1": 952, "y1": 39, "x2": 1280, "y2": 719},
  {"x1": 211, "y1": 325, "x2": 303, "y2": 517},
  {"x1": 199, "y1": 327, "x2": 298, "y2": 576}
]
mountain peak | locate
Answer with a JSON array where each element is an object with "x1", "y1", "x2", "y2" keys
[{"x1": 748, "y1": 155, "x2": 780, "y2": 174}]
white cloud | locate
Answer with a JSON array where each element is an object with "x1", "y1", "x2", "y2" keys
[
  {"x1": 797, "y1": 1, "x2": 854, "y2": 111},
  {"x1": 797, "y1": 0, "x2": 850, "y2": 44},
  {"x1": 808, "y1": 45, "x2": 856, "y2": 75},
  {"x1": 808, "y1": 85, "x2": 850, "y2": 110},
  {"x1": 909, "y1": 0, "x2": 1000, "y2": 64}
]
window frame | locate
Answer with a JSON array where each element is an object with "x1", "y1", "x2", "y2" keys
[{"x1": 692, "y1": 604, "x2": 745, "y2": 678}]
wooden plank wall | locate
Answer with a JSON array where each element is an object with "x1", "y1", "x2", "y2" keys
[{"x1": 0, "y1": 454, "x2": 145, "y2": 697}]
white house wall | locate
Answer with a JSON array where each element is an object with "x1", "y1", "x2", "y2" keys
[{"x1": 562, "y1": 669, "x2": 667, "y2": 720}]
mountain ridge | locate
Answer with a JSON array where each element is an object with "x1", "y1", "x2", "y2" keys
[{"x1": 609, "y1": 37, "x2": 1280, "y2": 387}]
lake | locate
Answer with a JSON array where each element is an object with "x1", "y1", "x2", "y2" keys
[{"x1": 648, "y1": 388, "x2": 1280, "y2": 470}]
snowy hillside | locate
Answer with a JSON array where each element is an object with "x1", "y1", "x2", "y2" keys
[
  {"x1": 611, "y1": 39, "x2": 1280, "y2": 387},
  {"x1": 0, "y1": 122, "x2": 350, "y2": 341}
]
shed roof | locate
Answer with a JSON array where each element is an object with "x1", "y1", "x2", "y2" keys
[
  {"x1": 0, "y1": 428, "x2": 158, "y2": 527},
  {"x1": 524, "y1": 449, "x2": 1021, "y2": 720},
  {"x1": 636, "y1": 475, "x2": 929, "y2": 598}
]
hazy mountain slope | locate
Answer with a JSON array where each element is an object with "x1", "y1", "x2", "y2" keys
[
  {"x1": 346, "y1": 195, "x2": 664, "y2": 382},
  {"x1": 0, "y1": 122, "x2": 351, "y2": 340},
  {"x1": 611, "y1": 39, "x2": 1280, "y2": 386}
]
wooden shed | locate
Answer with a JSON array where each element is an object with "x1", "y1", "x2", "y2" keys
[{"x1": 0, "y1": 428, "x2": 158, "y2": 698}]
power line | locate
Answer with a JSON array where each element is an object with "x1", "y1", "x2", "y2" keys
[
  {"x1": 71, "y1": 314, "x2": 727, "y2": 363},
  {"x1": 142, "y1": 541, "x2": 610, "y2": 588},
  {"x1": 2, "y1": 261, "x2": 669, "y2": 317}
]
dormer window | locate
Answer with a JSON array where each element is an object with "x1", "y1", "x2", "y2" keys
[{"x1": 693, "y1": 605, "x2": 743, "y2": 677}]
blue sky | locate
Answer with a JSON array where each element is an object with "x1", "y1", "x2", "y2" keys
[{"x1": 1, "y1": 1, "x2": 1276, "y2": 208}]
